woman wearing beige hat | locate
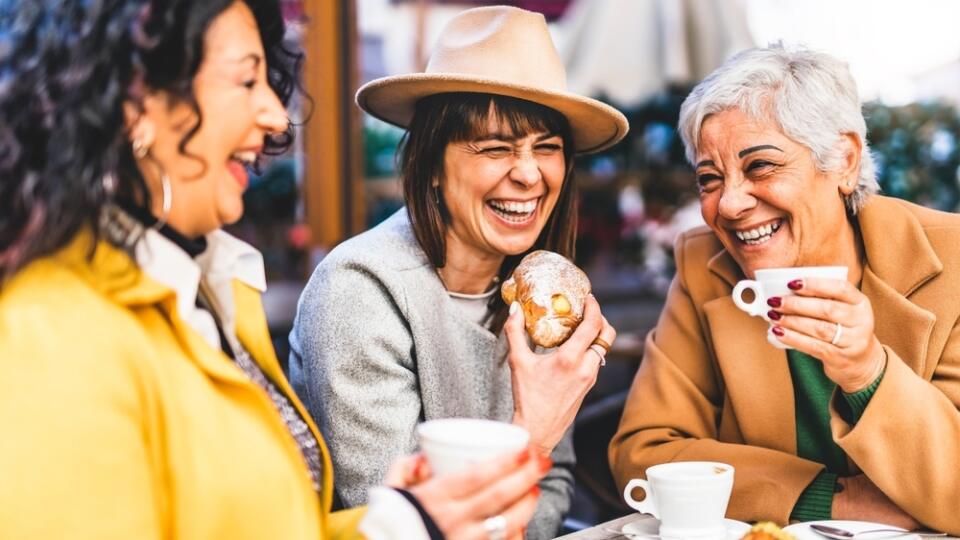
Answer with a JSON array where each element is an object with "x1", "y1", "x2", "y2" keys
[{"x1": 289, "y1": 5, "x2": 627, "y2": 538}]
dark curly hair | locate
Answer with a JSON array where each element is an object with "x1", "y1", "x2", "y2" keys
[{"x1": 0, "y1": 0, "x2": 303, "y2": 279}]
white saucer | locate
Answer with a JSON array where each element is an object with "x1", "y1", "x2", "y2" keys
[
  {"x1": 622, "y1": 517, "x2": 751, "y2": 539},
  {"x1": 783, "y1": 520, "x2": 920, "y2": 540}
]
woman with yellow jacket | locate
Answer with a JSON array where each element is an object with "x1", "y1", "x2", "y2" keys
[{"x1": 0, "y1": 1, "x2": 546, "y2": 539}]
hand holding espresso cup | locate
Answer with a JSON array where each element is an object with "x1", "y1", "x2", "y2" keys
[
  {"x1": 733, "y1": 267, "x2": 886, "y2": 393},
  {"x1": 504, "y1": 294, "x2": 617, "y2": 454}
]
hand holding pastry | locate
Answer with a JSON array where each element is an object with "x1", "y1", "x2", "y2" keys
[{"x1": 504, "y1": 292, "x2": 616, "y2": 454}]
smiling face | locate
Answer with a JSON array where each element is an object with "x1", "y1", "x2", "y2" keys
[
  {"x1": 130, "y1": 1, "x2": 288, "y2": 238},
  {"x1": 441, "y1": 113, "x2": 567, "y2": 263},
  {"x1": 695, "y1": 108, "x2": 861, "y2": 278}
]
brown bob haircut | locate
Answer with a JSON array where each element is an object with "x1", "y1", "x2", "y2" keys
[{"x1": 400, "y1": 92, "x2": 578, "y2": 331}]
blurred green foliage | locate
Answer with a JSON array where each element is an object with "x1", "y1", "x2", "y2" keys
[{"x1": 865, "y1": 101, "x2": 960, "y2": 211}]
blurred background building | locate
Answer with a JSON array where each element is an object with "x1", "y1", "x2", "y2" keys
[{"x1": 230, "y1": 0, "x2": 960, "y2": 531}]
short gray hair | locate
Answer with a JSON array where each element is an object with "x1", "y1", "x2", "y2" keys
[{"x1": 678, "y1": 44, "x2": 879, "y2": 214}]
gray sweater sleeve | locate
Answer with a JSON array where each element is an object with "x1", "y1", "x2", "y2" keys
[{"x1": 289, "y1": 258, "x2": 420, "y2": 506}]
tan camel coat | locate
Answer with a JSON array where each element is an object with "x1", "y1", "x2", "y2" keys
[{"x1": 610, "y1": 195, "x2": 960, "y2": 533}]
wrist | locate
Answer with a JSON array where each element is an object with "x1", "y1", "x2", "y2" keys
[
  {"x1": 831, "y1": 477, "x2": 847, "y2": 519},
  {"x1": 840, "y1": 344, "x2": 887, "y2": 393},
  {"x1": 511, "y1": 414, "x2": 554, "y2": 456}
]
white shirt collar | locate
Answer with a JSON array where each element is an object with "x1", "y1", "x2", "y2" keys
[{"x1": 134, "y1": 227, "x2": 266, "y2": 350}]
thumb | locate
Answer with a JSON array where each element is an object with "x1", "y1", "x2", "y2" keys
[{"x1": 504, "y1": 302, "x2": 532, "y2": 356}]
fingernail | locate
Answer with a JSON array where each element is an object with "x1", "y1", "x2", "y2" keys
[
  {"x1": 788, "y1": 279, "x2": 803, "y2": 290},
  {"x1": 767, "y1": 310, "x2": 781, "y2": 321},
  {"x1": 530, "y1": 485, "x2": 541, "y2": 497},
  {"x1": 767, "y1": 296, "x2": 782, "y2": 308},
  {"x1": 537, "y1": 454, "x2": 553, "y2": 473},
  {"x1": 516, "y1": 448, "x2": 532, "y2": 465},
  {"x1": 772, "y1": 326, "x2": 785, "y2": 337},
  {"x1": 509, "y1": 302, "x2": 519, "y2": 315}
]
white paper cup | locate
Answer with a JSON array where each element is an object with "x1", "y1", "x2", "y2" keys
[{"x1": 417, "y1": 418, "x2": 530, "y2": 477}]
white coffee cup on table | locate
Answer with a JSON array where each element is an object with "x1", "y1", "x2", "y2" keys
[
  {"x1": 623, "y1": 461, "x2": 735, "y2": 540},
  {"x1": 416, "y1": 418, "x2": 529, "y2": 477},
  {"x1": 732, "y1": 266, "x2": 848, "y2": 349}
]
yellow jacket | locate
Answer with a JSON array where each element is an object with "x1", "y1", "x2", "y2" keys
[
  {"x1": 610, "y1": 196, "x2": 960, "y2": 532},
  {"x1": 0, "y1": 233, "x2": 366, "y2": 539}
]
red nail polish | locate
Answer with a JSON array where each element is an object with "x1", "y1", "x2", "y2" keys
[
  {"x1": 767, "y1": 310, "x2": 781, "y2": 321},
  {"x1": 772, "y1": 326, "x2": 785, "y2": 337},
  {"x1": 767, "y1": 296, "x2": 782, "y2": 308},
  {"x1": 537, "y1": 455, "x2": 553, "y2": 473},
  {"x1": 530, "y1": 485, "x2": 541, "y2": 497},
  {"x1": 516, "y1": 449, "x2": 531, "y2": 466},
  {"x1": 788, "y1": 279, "x2": 803, "y2": 290}
]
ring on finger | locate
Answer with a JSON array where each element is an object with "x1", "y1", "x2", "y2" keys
[
  {"x1": 483, "y1": 514, "x2": 507, "y2": 540},
  {"x1": 830, "y1": 322, "x2": 844, "y2": 346},
  {"x1": 589, "y1": 344, "x2": 607, "y2": 367},
  {"x1": 591, "y1": 337, "x2": 612, "y2": 354}
]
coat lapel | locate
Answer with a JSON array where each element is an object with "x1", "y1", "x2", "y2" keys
[
  {"x1": 704, "y1": 296, "x2": 797, "y2": 453},
  {"x1": 232, "y1": 280, "x2": 334, "y2": 513},
  {"x1": 861, "y1": 267, "x2": 936, "y2": 377},
  {"x1": 857, "y1": 198, "x2": 941, "y2": 377},
  {"x1": 702, "y1": 249, "x2": 797, "y2": 453}
]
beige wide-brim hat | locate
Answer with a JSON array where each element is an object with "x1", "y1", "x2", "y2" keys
[{"x1": 356, "y1": 6, "x2": 629, "y2": 154}]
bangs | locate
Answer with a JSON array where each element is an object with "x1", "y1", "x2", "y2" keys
[{"x1": 416, "y1": 92, "x2": 570, "y2": 142}]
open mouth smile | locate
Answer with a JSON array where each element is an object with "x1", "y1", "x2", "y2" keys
[
  {"x1": 487, "y1": 198, "x2": 539, "y2": 223},
  {"x1": 733, "y1": 219, "x2": 782, "y2": 246}
]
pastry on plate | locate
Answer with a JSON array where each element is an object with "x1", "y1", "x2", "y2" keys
[{"x1": 740, "y1": 522, "x2": 797, "y2": 540}]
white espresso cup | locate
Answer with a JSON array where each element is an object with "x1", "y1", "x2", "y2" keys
[
  {"x1": 623, "y1": 461, "x2": 735, "y2": 540},
  {"x1": 416, "y1": 418, "x2": 529, "y2": 477},
  {"x1": 732, "y1": 266, "x2": 848, "y2": 349}
]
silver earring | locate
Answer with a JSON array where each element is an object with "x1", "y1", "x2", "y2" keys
[
  {"x1": 152, "y1": 165, "x2": 172, "y2": 230},
  {"x1": 102, "y1": 172, "x2": 117, "y2": 195},
  {"x1": 132, "y1": 138, "x2": 149, "y2": 159},
  {"x1": 433, "y1": 185, "x2": 441, "y2": 206}
]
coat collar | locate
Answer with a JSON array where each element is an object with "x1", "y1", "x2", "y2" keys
[
  {"x1": 54, "y1": 230, "x2": 330, "y2": 511},
  {"x1": 700, "y1": 195, "x2": 941, "y2": 449}
]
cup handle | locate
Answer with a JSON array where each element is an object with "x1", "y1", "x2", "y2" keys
[
  {"x1": 732, "y1": 280, "x2": 764, "y2": 317},
  {"x1": 623, "y1": 479, "x2": 657, "y2": 518}
]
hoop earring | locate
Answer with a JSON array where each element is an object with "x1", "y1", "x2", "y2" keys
[{"x1": 132, "y1": 138, "x2": 149, "y2": 159}]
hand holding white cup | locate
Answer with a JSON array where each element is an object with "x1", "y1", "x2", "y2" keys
[
  {"x1": 417, "y1": 418, "x2": 530, "y2": 477},
  {"x1": 732, "y1": 266, "x2": 848, "y2": 349}
]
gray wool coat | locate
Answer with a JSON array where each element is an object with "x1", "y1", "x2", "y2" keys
[{"x1": 289, "y1": 209, "x2": 575, "y2": 540}]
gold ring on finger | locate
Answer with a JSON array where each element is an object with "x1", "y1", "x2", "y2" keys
[{"x1": 591, "y1": 337, "x2": 611, "y2": 354}]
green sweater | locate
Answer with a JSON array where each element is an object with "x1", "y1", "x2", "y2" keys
[{"x1": 787, "y1": 350, "x2": 884, "y2": 521}]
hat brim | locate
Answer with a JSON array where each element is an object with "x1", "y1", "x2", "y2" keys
[{"x1": 356, "y1": 73, "x2": 629, "y2": 154}]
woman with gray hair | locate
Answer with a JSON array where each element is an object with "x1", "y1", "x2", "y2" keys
[{"x1": 610, "y1": 44, "x2": 960, "y2": 533}]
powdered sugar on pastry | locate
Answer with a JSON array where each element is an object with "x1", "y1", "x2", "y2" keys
[{"x1": 501, "y1": 250, "x2": 592, "y2": 348}]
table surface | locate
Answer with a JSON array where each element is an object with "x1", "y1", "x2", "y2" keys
[
  {"x1": 555, "y1": 514, "x2": 960, "y2": 539},
  {"x1": 555, "y1": 514, "x2": 649, "y2": 539}
]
